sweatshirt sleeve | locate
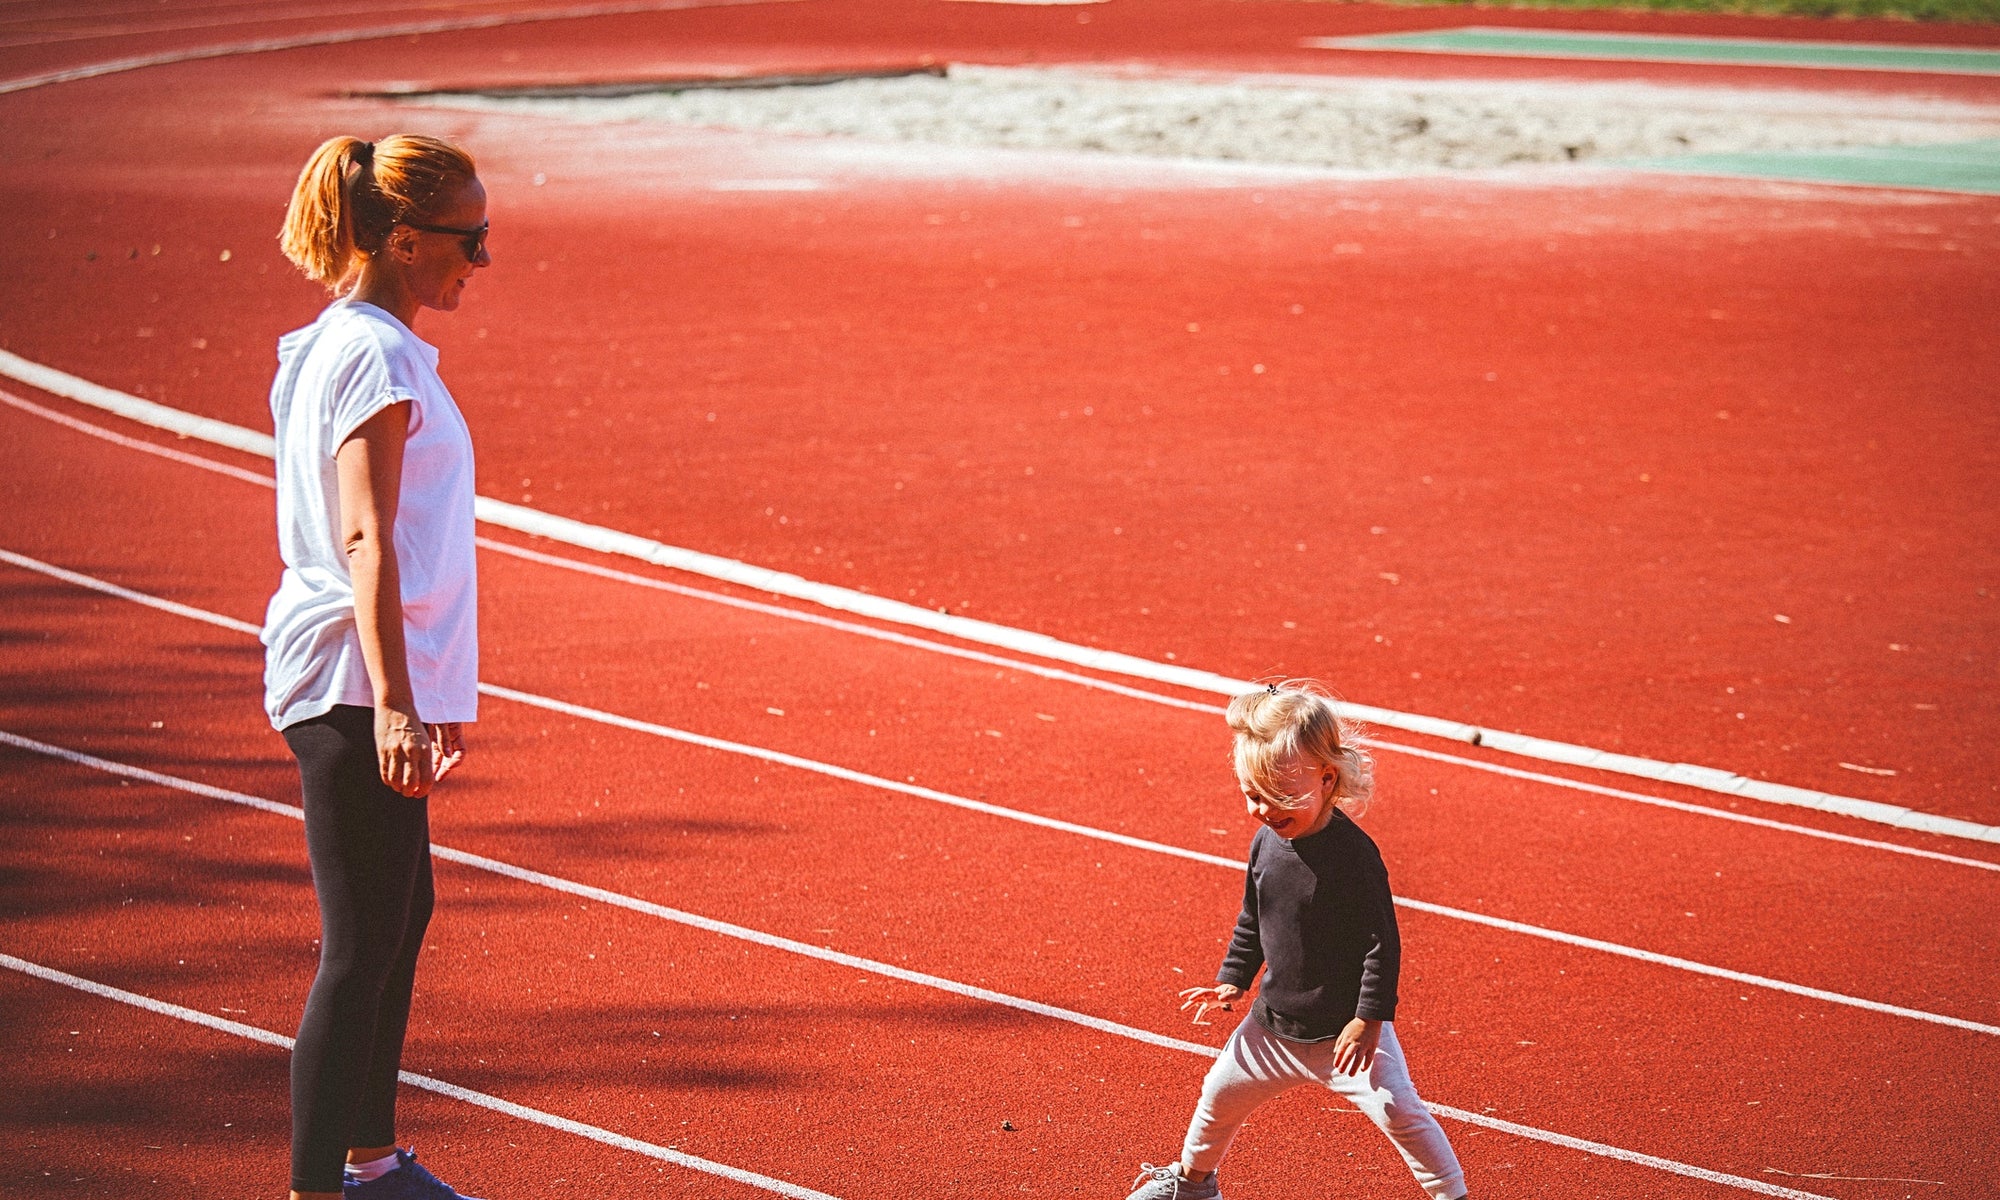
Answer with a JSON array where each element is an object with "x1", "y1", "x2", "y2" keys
[
  {"x1": 1353, "y1": 852, "x2": 1401, "y2": 1021},
  {"x1": 1215, "y1": 856, "x2": 1265, "y2": 990}
]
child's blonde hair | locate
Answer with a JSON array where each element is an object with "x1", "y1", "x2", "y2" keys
[
  {"x1": 1227, "y1": 680, "x2": 1375, "y2": 818},
  {"x1": 279, "y1": 133, "x2": 478, "y2": 291}
]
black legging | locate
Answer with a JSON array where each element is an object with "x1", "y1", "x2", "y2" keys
[{"x1": 282, "y1": 704, "x2": 436, "y2": 1193}]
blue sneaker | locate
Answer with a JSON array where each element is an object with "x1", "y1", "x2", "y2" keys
[{"x1": 344, "y1": 1149, "x2": 484, "y2": 1199}]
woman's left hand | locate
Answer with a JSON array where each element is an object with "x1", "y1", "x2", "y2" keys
[
  {"x1": 1332, "y1": 1018, "x2": 1381, "y2": 1076},
  {"x1": 430, "y1": 722, "x2": 466, "y2": 781}
]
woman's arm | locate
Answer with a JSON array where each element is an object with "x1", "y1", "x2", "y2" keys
[{"x1": 336, "y1": 401, "x2": 433, "y2": 798}]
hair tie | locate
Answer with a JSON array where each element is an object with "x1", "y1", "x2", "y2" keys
[
  {"x1": 353, "y1": 139, "x2": 375, "y2": 167},
  {"x1": 1266, "y1": 683, "x2": 1279, "y2": 696}
]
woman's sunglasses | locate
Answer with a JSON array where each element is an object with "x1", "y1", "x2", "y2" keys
[{"x1": 402, "y1": 219, "x2": 488, "y2": 262}]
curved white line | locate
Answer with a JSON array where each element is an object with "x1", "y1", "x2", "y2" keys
[
  {"x1": 1, "y1": 557, "x2": 1994, "y2": 1039},
  {"x1": 0, "y1": 741, "x2": 1844, "y2": 1200},
  {"x1": 0, "y1": 952, "x2": 842, "y2": 1200},
  {"x1": 0, "y1": 0, "x2": 799, "y2": 96},
  {"x1": 1, "y1": 352, "x2": 1987, "y2": 844},
  {"x1": 8, "y1": 383, "x2": 1995, "y2": 873}
]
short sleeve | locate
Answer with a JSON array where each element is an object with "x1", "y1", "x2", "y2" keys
[{"x1": 324, "y1": 335, "x2": 418, "y2": 453}]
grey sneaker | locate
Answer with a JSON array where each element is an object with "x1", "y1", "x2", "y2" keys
[{"x1": 1125, "y1": 1162, "x2": 1221, "y2": 1200}]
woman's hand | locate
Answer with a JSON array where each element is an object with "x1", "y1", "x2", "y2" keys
[
  {"x1": 429, "y1": 722, "x2": 466, "y2": 782},
  {"x1": 1332, "y1": 1017, "x2": 1382, "y2": 1076},
  {"x1": 375, "y1": 705, "x2": 435, "y2": 798},
  {"x1": 1177, "y1": 983, "x2": 1243, "y2": 1026}
]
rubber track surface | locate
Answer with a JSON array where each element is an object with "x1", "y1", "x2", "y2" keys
[{"x1": 2, "y1": 2, "x2": 1997, "y2": 1198}]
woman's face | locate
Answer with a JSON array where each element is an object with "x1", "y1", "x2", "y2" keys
[{"x1": 393, "y1": 175, "x2": 491, "y2": 313}]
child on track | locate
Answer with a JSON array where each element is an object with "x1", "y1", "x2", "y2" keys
[{"x1": 1127, "y1": 682, "x2": 1468, "y2": 1200}]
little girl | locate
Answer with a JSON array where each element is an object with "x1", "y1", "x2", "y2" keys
[{"x1": 1127, "y1": 682, "x2": 1469, "y2": 1200}]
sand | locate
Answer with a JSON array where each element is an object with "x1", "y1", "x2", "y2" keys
[{"x1": 436, "y1": 63, "x2": 2000, "y2": 174}]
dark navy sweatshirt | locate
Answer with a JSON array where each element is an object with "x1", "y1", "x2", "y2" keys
[{"x1": 1216, "y1": 811, "x2": 1401, "y2": 1041}]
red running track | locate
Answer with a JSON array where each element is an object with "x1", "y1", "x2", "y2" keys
[
  {"x1": 2, "y1": 3, "x2": 1997, "y2": 821},
  {"x1": 2, "y1": 2, "x2": 1997, "y2": 1198},
  {"x1": 3, "y1": 358, "x2": 1997, "y2": 1196}
]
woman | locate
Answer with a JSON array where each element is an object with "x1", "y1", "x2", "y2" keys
[{"x1": 264, "y1": 133, "x2": 490, "y2": 1200}]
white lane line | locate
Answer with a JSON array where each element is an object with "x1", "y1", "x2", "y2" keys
[
  {"x1": 708, "y1": 179, "x2": 826, "y2": 191},
  {"x1": 0, "y1": 2, "x2": 420, "y2": 48},
  {"x1": 3, "y1": 552, "x2": 1995, "y2": 1040},
  {"x1": 477, "y1": 689, "x2": 2000, "y2": 1039},
  {"x1": 0, "y1": 1, "x2": 533, "y2": 50},
  {"x1": 0, "y1": 388, "x2": 278, "y2": 488},
  {"x1": 4, "y1": 388, "x2": 1995, "y2": 874},
  {"x1": 0, "y1": 0, "x2": 800, "y2": 95},
  {"x1": 0, "y1": 546, "x2": 264, "y2": 636},
  {"x1": 0, "y1": 952, "x2": 842, "y2": 1200},
  {"x1": 1376, "y1": 741, "x2": 2000, "y2": 875},
  {"x1": 0, "y1": 728, "x2": 1213, "y2": 1057},
  {"x1": 2, "y1": 353, "x2": 1990, "y2": 845},
  {"x1": 477, "y1": 537, "x2": 2000, "y2": 874},
  {"x1": 476, "y1": 536, "x2": 1216, "y2": 712},
  {"x1": 0, "y1": 735, "x2": 1841, "y2": 1200}
]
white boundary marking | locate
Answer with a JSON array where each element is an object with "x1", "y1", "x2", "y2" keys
[
  {"x1": 7, "y1": 383, "x2": 1996, "y2": 875},
  {"x1": 0, "y1": 388, "x2": 279, "y2": 488},
  {"x1": 0, "y1": 951, "x2": 842, "y2": 1200},
  {"x1": 3, "y1": 554, "x2": 1995, "y2": 1040},
  {"x1": 0, "y1": 0, "x2": 799, "y2": 96},
  {"x1": 2, "y1": 352, "x2": 1991, "y2": 845},
  {"x1": 0, "y1": 737, "x2": 1843, "y2": 1200}
]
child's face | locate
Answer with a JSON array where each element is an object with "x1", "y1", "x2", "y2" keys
[{"x1": 1242, "y1": 755, "x2": 1338, "y2": 840}]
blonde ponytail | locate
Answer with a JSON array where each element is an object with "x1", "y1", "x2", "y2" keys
[
  {"x1": 1227, "y1": 680, "x2": 1375, "y2": 817},
  {"x1": 280, "y1": 135, "x2": 368, "y2": 288},
  {"x1": 279, "y1": 133, "x2": 478, "y2": 291}
]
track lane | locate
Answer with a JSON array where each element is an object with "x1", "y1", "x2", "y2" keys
[
  {"x1": 0, "y1": 5, "x2": 1996, "y2": 824},
  {"x1": 0, "y1": 7, "x2": 1992, "y2": 1192},
  {"x1": 12, "y1": 378, "x2": 2000, "y2": 869},
  {"x1": 12, "y1": 752, "x2": 1856, "y2": 1200},
  {"x1": 3, "y1": 490, "x2": 1996, "y2": 1193},
  {"x1": 15, "y1": 704, "x2": 2000, "y2": 1200},
  {"x1": 0, "y1": 740, "x2": 1928, "y2": 1200},
  {"x1": 4, "y1": 393, "x2": 1996, "y2": 1026},
  {"x1": 10, "y1": 0, "x2": 1999, "y2": 101}
]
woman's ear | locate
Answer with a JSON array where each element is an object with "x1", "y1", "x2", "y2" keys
[{"x1": 383, "y1": 226, "x2": 417, "y2": 264}]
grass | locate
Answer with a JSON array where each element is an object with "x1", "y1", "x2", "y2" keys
[{"x1": 1308, "y1": 0, "x2": 2000, "y2": 23}]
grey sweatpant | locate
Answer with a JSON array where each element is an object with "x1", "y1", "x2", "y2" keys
[{"x1": 1182, "y1": 1017, "x2": 1466, "y2": 1200}]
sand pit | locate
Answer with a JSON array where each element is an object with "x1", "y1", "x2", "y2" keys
[{"x1": 425, "y1": 63, "x2": 2000, "y2": 174}]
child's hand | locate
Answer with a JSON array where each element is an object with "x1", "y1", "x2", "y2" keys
[
  {"x1": 1332, "y1": 1018, "x2": 1382, "y2": 1076},
  {"x1": 1178, "y1": 983, "x2": 1242, "y2": 1025}
]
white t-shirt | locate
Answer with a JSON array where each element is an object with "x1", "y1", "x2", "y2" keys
[{"x1": 261, "y1": 299, "x2": 479, "y2": 731}]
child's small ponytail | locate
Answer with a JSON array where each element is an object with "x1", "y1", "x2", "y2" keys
[{"x1": 1229, "y1": 680, "x2": 1375, "y2": 817}]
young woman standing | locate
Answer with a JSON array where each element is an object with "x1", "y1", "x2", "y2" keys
[{"x1": 265, "y1": 133, "x2": 491, "y2": 1200}]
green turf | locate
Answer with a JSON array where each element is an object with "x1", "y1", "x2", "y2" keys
[
  {"x1": 1634, "y1": 137, "x2": 2000, "y2": 192},
  {"x1": 1311, "y1": 26, "x2": 2000, "y2": 70},
  {"x1": 1306, "y1": 0, "x2": 2000, "y2": 22}
]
